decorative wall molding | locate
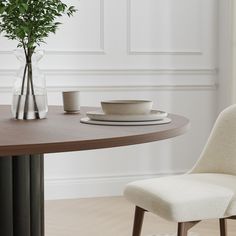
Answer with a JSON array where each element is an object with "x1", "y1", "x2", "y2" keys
[
  {"x1": 0, "y1": 68, "x2": 218, "y2": 76},
  {"x1": 0, "y1": 68, "x2": 218, "y2": 91},
  {"x1": 44, "y1": 68, "x2": 218, "y2": 76},
  {"x1": 0, "y1": 85, "x2": 218, "y2": 93},
  {"x1": 0, "y1": 0, "x2": 105, "y2": 55},
  {"x1": 45, "y1": 169, "x2": 187, "y2": 200},
  {"x1": 127, "y1": 0, "x2": 203, "y2": 55}
]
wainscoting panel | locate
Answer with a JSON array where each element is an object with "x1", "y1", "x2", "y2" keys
[{"x1": 128, "y1": 0, "x2": 202, "y2": 55}]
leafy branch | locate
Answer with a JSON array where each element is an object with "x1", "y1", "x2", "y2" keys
[
  {"x1": 0, "y1": 0, "x2": 77, "y2": 57},
  {"x1": 0, "y1": 0, "x2": 77, "y2": 119}
]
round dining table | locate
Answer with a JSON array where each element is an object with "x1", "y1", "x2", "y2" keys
[{"x1": 0, "y1": 105, "x2": 189, "y2": 236}]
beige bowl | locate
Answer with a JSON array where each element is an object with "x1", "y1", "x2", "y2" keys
[{"x1": 101, "y1": 100, "x2": 153, "y2": 115}]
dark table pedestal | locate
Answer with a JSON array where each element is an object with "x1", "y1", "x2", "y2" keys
[{"x1": 0, "y1": 155, "x2": 44, "y2": 236}]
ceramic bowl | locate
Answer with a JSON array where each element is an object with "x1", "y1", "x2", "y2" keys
[{"x1": 101, "y1": 100, "x2": 153, "y2": 115}]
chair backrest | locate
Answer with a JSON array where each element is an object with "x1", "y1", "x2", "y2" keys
[{"x1": 191, "y1": 104, "x2": 236, "y2": 175}]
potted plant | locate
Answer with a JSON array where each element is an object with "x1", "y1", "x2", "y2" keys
[{"x1": 0, "y1": 0, "x2": 76, "y2": 120}]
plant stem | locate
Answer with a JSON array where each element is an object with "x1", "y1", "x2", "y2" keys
[
  {"x1": 29, "y1": 61, "x2": 40, "y2": 119},
  {"x1": 15, "y1": 63, "x2": 27, "y2": 119},
  {"x1": 23, "y1": 61, "x2": 31, "y2": 120}
]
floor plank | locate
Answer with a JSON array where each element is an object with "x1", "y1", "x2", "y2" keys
[{"x1": 45, "y1": 197, "x2": 236, "y2": 236}]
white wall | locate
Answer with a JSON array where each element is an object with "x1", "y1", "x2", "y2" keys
[
  {"x1": 0, "y1": 0, "x2": 218, "y2": 200},
  {"x1": 218, "y1": 0, "x2": 233, "y2": 111}
]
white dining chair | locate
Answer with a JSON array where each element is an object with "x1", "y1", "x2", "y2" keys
[{"x1": 124, "y1": 104, "x2": 236, "y2": 236}]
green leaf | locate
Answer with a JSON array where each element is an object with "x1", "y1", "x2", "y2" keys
[
  {"x1": 0, "y1": 6, "x2": 6, "y2": 14},
  {"x1": 19, "y1": 5, "x2": 26, "y2": 14},
  {"x1": 22, "y1": 26, "x2": 29, "y2": 34},
  {"x1": 22, "y1": 3, "x2": 28, "y2": 11},
  {"x1": 57, "y1": 5, "x2": 64, "y2": 12}
]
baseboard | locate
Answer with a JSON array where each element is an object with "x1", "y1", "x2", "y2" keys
[{"x1": 45, "y1": 170, "x2": 187, "y2": 200}]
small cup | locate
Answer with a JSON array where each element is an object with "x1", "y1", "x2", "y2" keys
[{"x1": 62, "y1": 91, "x2": 80, "y2": 113}]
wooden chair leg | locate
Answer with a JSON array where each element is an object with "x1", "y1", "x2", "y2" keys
[
  {"x1": 132, "y1": 206, "x2": 145, "y2": 236},
  {"x1": 177, "y1": 221, "x2": 200, "y2": 236},
  {"x1": 177, "y1": 223, "x2": 188, "y2": 236},
  {"x1": 219, "y1": 219, "x2": 227, "y2": 236}
]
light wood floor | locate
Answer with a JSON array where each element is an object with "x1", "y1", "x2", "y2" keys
[{"x1": 45, "y1": 197, "x2": 236, "y2": 236}]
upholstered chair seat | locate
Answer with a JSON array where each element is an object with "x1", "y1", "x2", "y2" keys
[
  {"x1": 125, "y1": 173, "x2": 236, "y2": 222},
  {"x1": 124, "y1": 105, "x2": 236, "y2": 236}
]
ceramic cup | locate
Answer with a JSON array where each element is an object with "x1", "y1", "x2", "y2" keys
[{"x1": 62, "y1": 91, "x2": 80, "y2": 113}]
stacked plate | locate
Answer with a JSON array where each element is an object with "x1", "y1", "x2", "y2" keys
[{"x1": 80, "y1": 100, "x2": 171, "y2": 126}]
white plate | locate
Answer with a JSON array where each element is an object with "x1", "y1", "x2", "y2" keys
[
  {"x1": 86, "y1": 110, "x2": 168, "y2": 122},
  {"x1": 80, "y1": 117, "x2": 171, "y2": 126}
]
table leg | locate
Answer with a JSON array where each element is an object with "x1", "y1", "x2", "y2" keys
[
  {"x1": 0, "y1": 154, "x2": 44, "y2": 236},
  {"x1": 0, "y1": 156, "x2": 13, "y2": 236}
]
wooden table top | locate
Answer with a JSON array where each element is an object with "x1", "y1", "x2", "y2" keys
[{"x1": 0, "y1": 106, "x2": 189, "y2": 156}]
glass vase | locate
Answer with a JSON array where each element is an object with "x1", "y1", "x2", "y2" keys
[{"x1": 11, "y1": 50, "x2": 48, "y2": 120}]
